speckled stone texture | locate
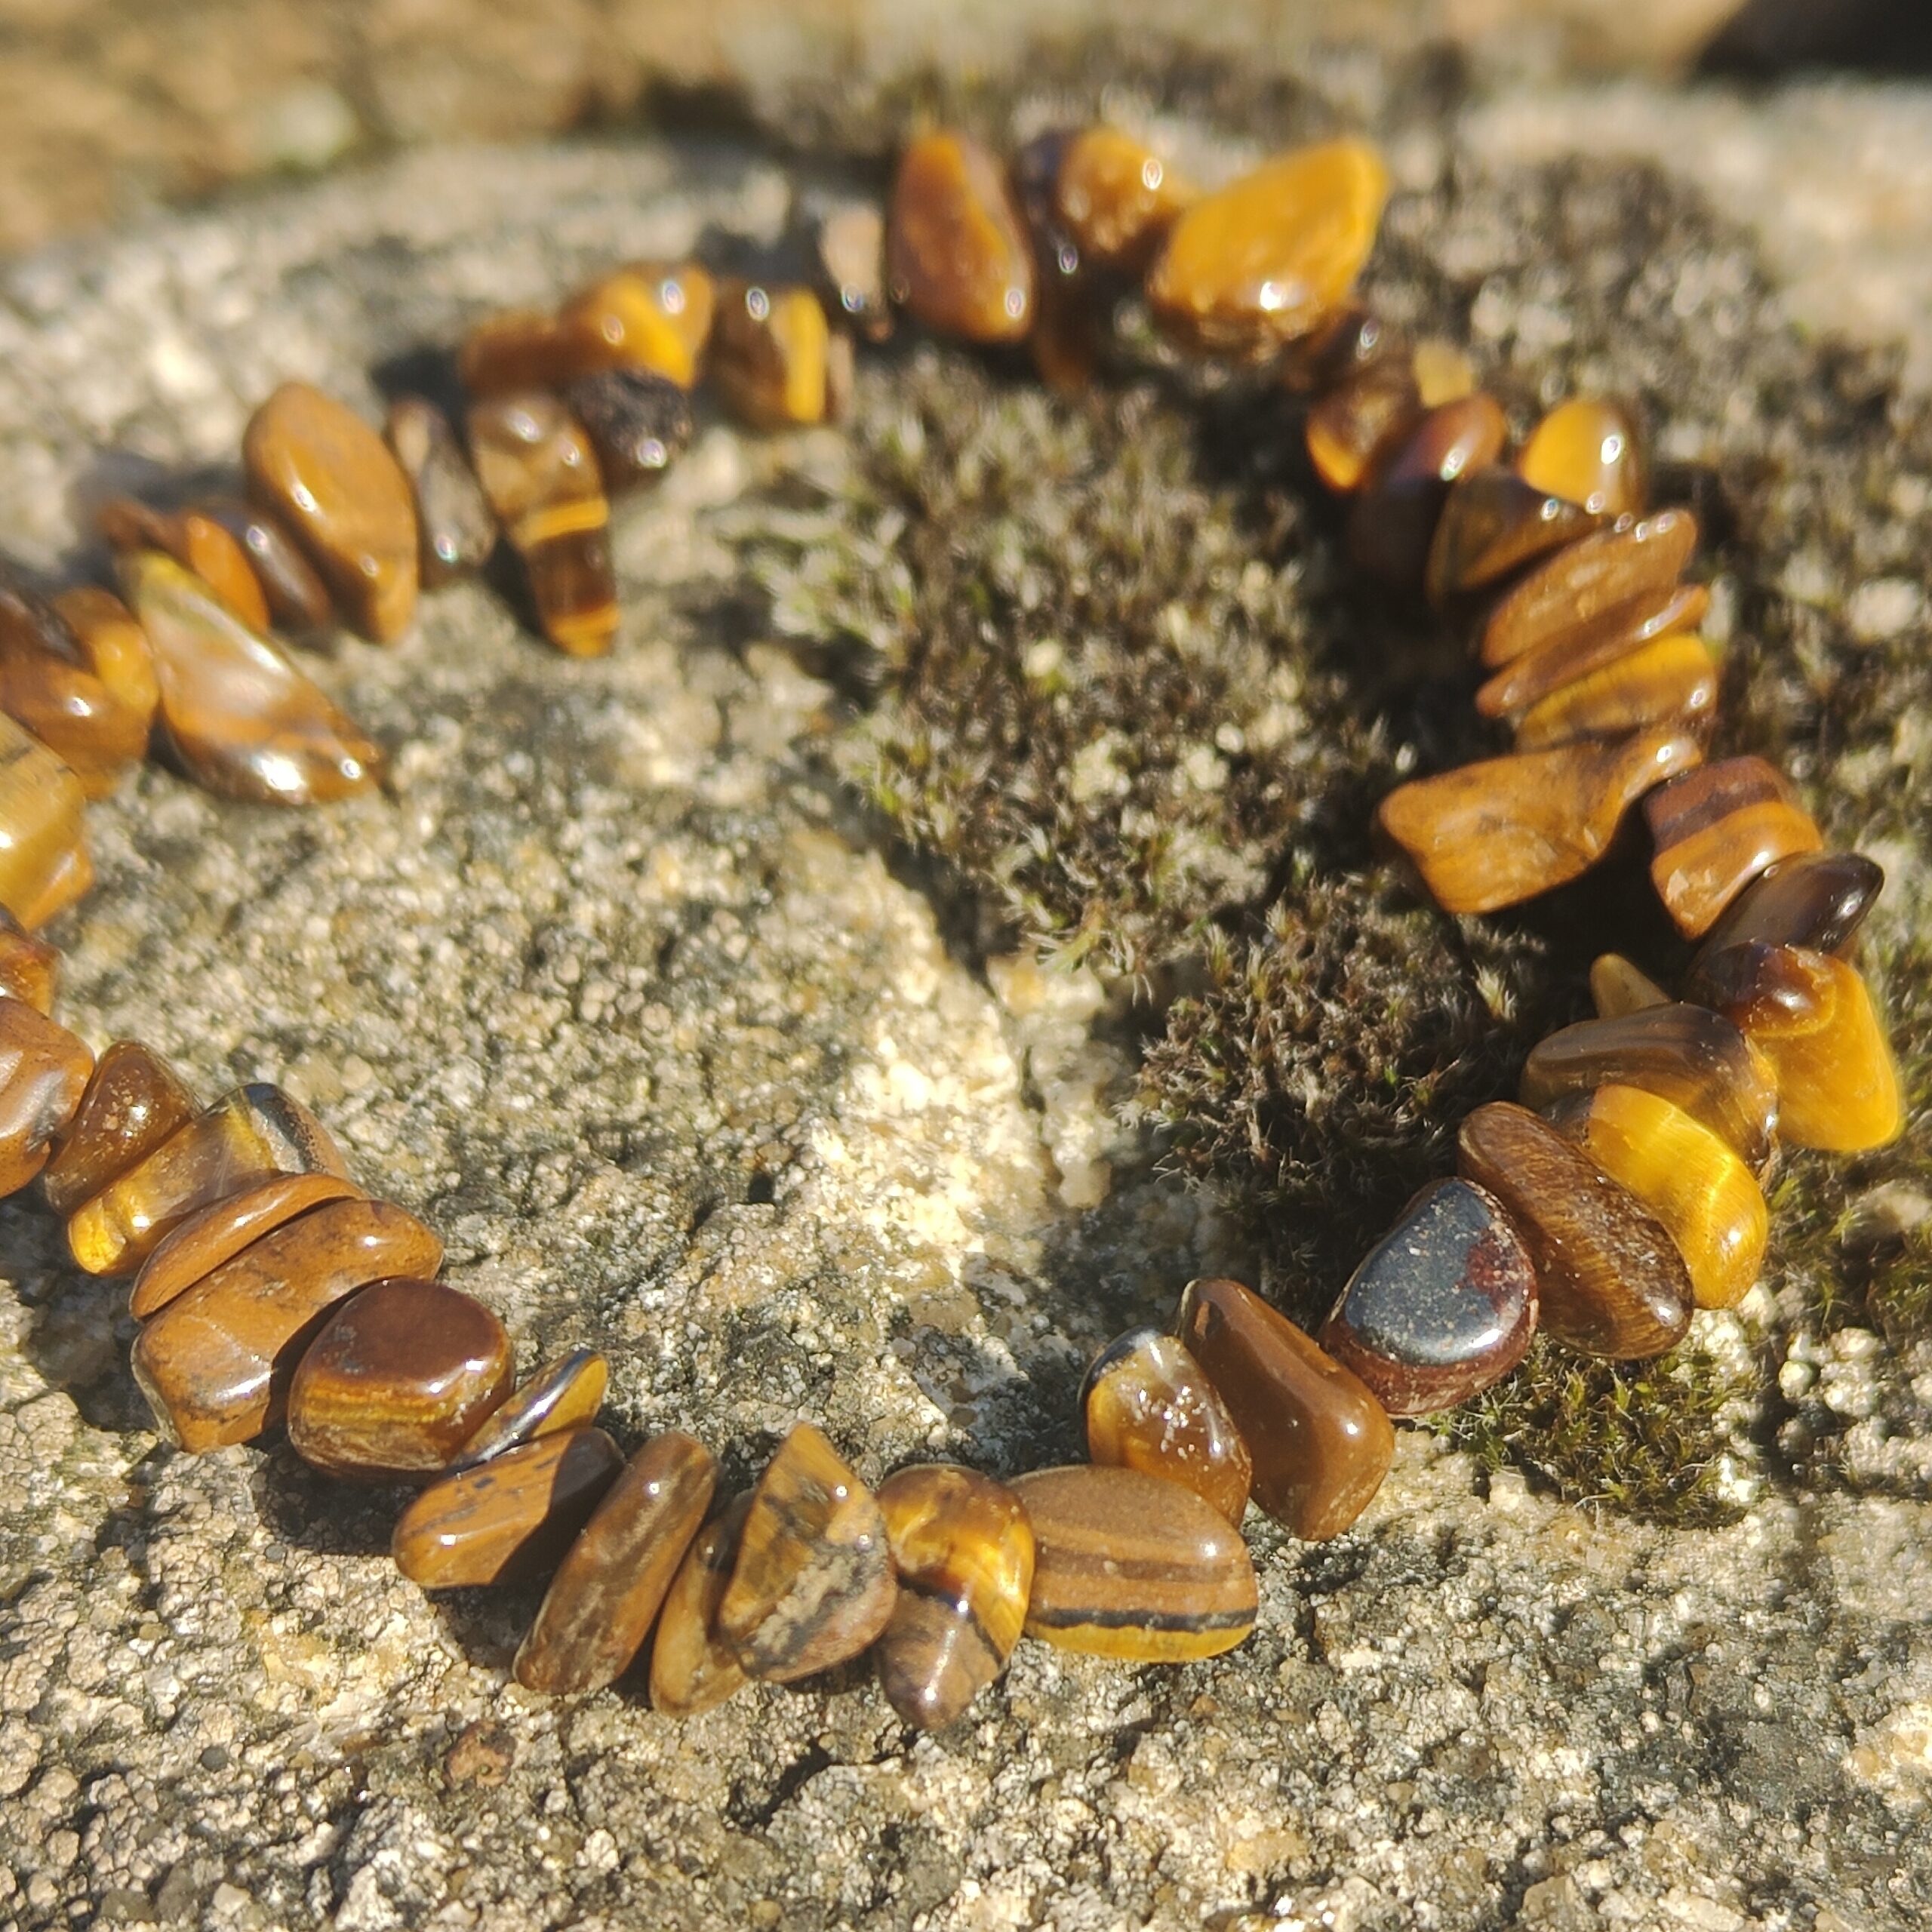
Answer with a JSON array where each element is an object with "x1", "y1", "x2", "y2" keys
[{"x1": 0, "y1": 60, "x2": 1930, "y2": 1932}]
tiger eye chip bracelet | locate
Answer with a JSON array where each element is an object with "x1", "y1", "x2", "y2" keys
[{"x1": 0, "y1": 124, "x2": 1903, "y2": 1729}]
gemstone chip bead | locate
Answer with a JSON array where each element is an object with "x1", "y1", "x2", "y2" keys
[{"x1": 1081, "y1": 1327, "x2": 1252, "y2": 1524}]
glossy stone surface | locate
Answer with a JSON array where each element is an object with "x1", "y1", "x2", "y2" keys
[
  {"x1": 1346, "y1": 393, "x2": 1509, "y2": 584},
  {"x1": 1687, "y1": 942, "x2": 1903, "y2": 1152},
  {"x1": 1590, "y1": 952, "x2": 1671, "y2": 1020},
  {"x1": 717, "y1": 1422, "x2": 897, "y2": 1683},
  {"x1": 201, "y1": 500, "x2": 335, "y2": 636},
  {"x1": 242, "y1": 381, "x2": 419, "y2": 642},
  {"x1": 1304, "y1": 360, "x2": 1423, "y2": 493},
  {"x1": 710, "y1": 281, "x2": 832, "y2": 429},
  {"x1": 1426, "y1": 468, "x2": 1603, "y2": 605},
  {"x1": 1644, "y1": 756, "x2": 1823, "y2": 938},
  {"x1": 1318, "y1": 1178, "x2": 1537, "y2": 1416},
  {"x1": 513, "y1": 1431, "x2": 716, "y2": 1694},
  {"x1": 97, "y1": 497, "x2": 272, "y2": 632},
  {"x1": 1694, "y1": 851, "x2": 1884, "y2": 966},
  {"x1": 466, "y1": 392, "x2": 617, "y2": 657},
  {"x1": 1378, "y1": 726, "x2": 1703, "y2": 915},
  {"x1": 287, "y1": 1278, "x2": 514, "y2": 1479},
  {"x1": 392, "y1": 1427, "x2": 622, "y2": 1589},
  {"x1": 40, "y1": 1041, "x2": 198, "y2": 1219},
  {"x1": 0, "y1": 711, "x2": 93, "y2": 928},
  {"x1": 1011, "y1": 1464, "x2": 1257, "y2": 1661},
  {"x1": 1548, "y1": 1084, "x2": 1767, "y2": 1310},
  {"x1": 557, "y1": 262, "x2": 716, "y2": 389},
  {"x1": 1513, "y1": 633, "x2": 1719, "y2": 752},
  {"x1": 455, "y1": 306, "x2": 577, "y2": 397},
  {"x1": 0, "y1": 996, "x2": 92, "y2": 1196},
  {"x1": 0, "y1": 568, "x2": 150, "y2": 795},
  {"x1": 1481, "y1": 508, "x2": 1700, "y2": 667},
  {"x1": 129, "y1": 1171, "x2": 365, "y2": 1318},
  {"x1": 0, "y1": 908, "x2": 57, "y2": 1014},
  {"x1": 69, "y1": 1080, "x2": 352, "y2": 1277},
  {"x1": 1457, "y1": 1102, "x2": 1693, "y2": 1360},
  {"x1": 49, "y1": 586, "x2": 159, "y2": 741},
  {"x1": 1521, "y1": 1001, "x2": 1780, "y2": 1174},
  {"x1": 1051, "y1": 125, "x2": 1192, "y2": 271},
  {"x1": 560, "y1": 369, "x2": 694, "y2": 493},
  {"x1": 1177, "y1": 1276, "x2": 1393, "y2": 1541},
  {"x1": 1081, "y1": 1327, "x2": 1252, "y2": 1524},
  {"x1": 1146, "y1": 140, "x2": 1387, "y2": 356},
  {"x1": 888, "y1": 131, "x2": 1035, "y2": 344},
  {"x1": 811, "y1": 199, "x2": 892, "y2": 342},
  {"x1": 131, "y1": 1198, "x2": 445, "y2": 1451},
  {"x1": 1516, "y1": 397, "x2": 1644, "y2": 517},
  {"x1": 649, "y1": 1494, "x2": 752, "y2": 1718},
  {"x1": 118, "y1": 552, "x2": 383, "y2": 806},
  {"x1": 450, "y1": 1347, "x2": 608, "y2": 1471},
  {"x1": 384, "y1": 397, "x2": 497, "y2": 587},
  {"x1": 1475, "y1": 583, "x2": 1709, "y2": 720},
  {"x1": 873, "y1": 1464, "x2": 1035, "y2": 1729}
]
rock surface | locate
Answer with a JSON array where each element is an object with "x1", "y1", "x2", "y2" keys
[{"x1": 0, "y1": 73, "x2": 1929, "y2": 1932}]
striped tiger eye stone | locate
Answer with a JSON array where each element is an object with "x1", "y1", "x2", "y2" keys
[
  {"x1": 68, "y1": 1080, "x2": 352, "y2": 1276},
  {"x1": 1346, "y1": 394, "x2": 1509, "y2": 585},
  {"x1": 1426, "y1": 467, "x2": 1603, "y2": 606},
  {"x1": 1146, "y1": 140, "x2": 1388, "y2": 357},
  {"x1": 0, "y1": 908, "x2": 58, "y2": 1015},
  {"x1": 131, "y1": 1197, "x2": 445, "y2": 1451},
  {"x1": 242, "y1": 382, "x2": 419, "y2": 643},
  {"x1": 1513, "y1": 634, "x2": 1718, "y2": 752},
  {"x1": 97, "y1": 498, "x2": 271, "y2": 634},
  {"x1": 1546, "y1": 1084, "x2": 1767, "y2": 1310},
  {"x1": 513, "y1": 1431, "x2": 717, "y2": 1695},
  {"x1": 1081, "y1": 1328, "x2": 1252, "y2": 1524},
  {"x1": 0, "y1": 712, "x2": 93, "y2": 929},
  {"x1": 1051, "y1": 125, "x2": 1192, "y2": 272},
  {"x1": 1589, "y1": 952, "x2": 1670, "y2": 1020},
  {"x1": 384, "y1": 397, "x2": 497, "y2": 587},
  {"x1": 556, "y1": 262, "x2": 716, "y2": 389},
  {"x1": 466, "y1": 393, "x2": 617, "y2": 658},
  {"x1": 392, "y1": 1426, "x2": 623, "y2": 1589},
  {"x1": 200, "y1": 500, "x2": 335, "y2": 636},
  {"x1": 1694, "y1": 851, "x2": 1883, "y2": 966},
  {"x1": 717, "y1": 1422, "x2": 897, "y2": 1683},
  {"x1": 560, "y1": 370, "x2": 694, "y2": 493},
  {"x1": 1177, "y1": 1276, "x2": 1393, "y2": 1541},
  {"x1": 287, "y1": 1278, "x2": 514, "y2": 1479},
  {"x1": 1378, "y1": 726, "x2": 1703, "y2": 915},
  {"x1": 457, "y1": 307, "x2": 577, "y2": 398},
  {"x1": 0, "y1": 998, "x2": 92, "y2": 1197},
  {"x1": 1304, "y1": 359, "x2": 1423, "y2": 493},
  {"x1": 710, "y1": 282, "x2": 833, "y2": 430},
  {"x1": 873, "y1": 1465, "x2": 1035, "y2": 1728},
  {"x1": 1687, "y1": 942, "x2": 1902, "y2": 1152},
  {"x1": 1318, "y1": 1178, "x2": 1537, "y2": 1416},
  {"x1": 1457, "y1": 1102, "x2": 1692, "y2": 1361},
  {"x1": 1644, "y1": 757, "x2": 1823, "y2": 939},
  {"x1": 0, "y1": 588, "x2": 147, "y2": 798},
  {"x1": 449, "y1": 1347, "x2": 608, "y2": 1471},
  {"x1": 1476, "y1": 583, "x2": 1709, "y2": 721},
  {"x1": 650, "y1": 1494, "x2": 753, "y2": 1718},
  {"x1": 40, "y1": 1041, "x2": 198, "y2": 1219},
  {"x1": 888, "y1": 131, "x2": 1035, "y2": 344},
  {"x1": 1516, "y1": 397, "x2": 1644, "y2": 518},
  {"x1": 50, "y1": 586, "x2": 159, "y2": 740},
  {"x1": 1520, "y1": 1002, "x2": 1780, "y2": 1175},
  {"x1": 1012, "y1": 1465, "x2": 1256, "y2": 1661},
  {"x1": 118, "y1": 552, "x2": 383, "y2": 807}
]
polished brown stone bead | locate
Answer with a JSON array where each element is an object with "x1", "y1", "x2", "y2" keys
[
  {"x1": 649, "y1": 1494, "x2": 752, "y2": 1718},
  {"x1": 1457, "y1": 1101, "x2": 1693, "y2": 1360},
  {"x1": 1589, "y1": 952, "x2": 1670, "y2": 1020},
  {"x1": 50, "y1": 586, "x2": 160, "y2": 743},
  {"x1": 811, "y1": 199, "x2": 893, "y2": 342},
  {"x1": 0, "y1": 569, "x2": 151, "y2": 795},
  {"x1": 1081, "y1": 1328, "x2": 1252, "y2": 1524},
  {"x1": 1318, "y1": 1177, "x2": 1537, "y2": 1416},
  {"x1": 392, "y1": 1426, "x2": 623, "y2": 1589},
  {"x1": 0, "y1": 997, "x2": 92, "y2": 1196},
  {"x1": 199, "y1": 500, "x2": 335, "y2": 637},
  {"x1": 709, "y1": 281, "x2": 834, "y2": 430},
  {"x1": 1346, "y1": 393, "x2": 1509, "y2": 584},
  {"x1": 513, "y1": 1431, "x2": 717, "y2": 1694},
  {"x1": 559, "y1": 370, "x2": 694, "y2": 493},
  {"x1": 456, "y1": 307, "x2": 578, "y2": 398},
  {"x1": 1282, "y1": 305, "x2": 1397, "y2": 393},
  {"x1": 1051, "y1": 125, "x2": 1192, "y2": 272},
  {"x1": 1476, "y1": 583, "x2": 1709, "y2": 721},
  {"x1": 129, "y1": 1171, "x2": 366, "y2": 1318},
  {"x1": 449, "y1": 1347, "x2": 608, "y2": 1471},
  {"x1": 131, "y1": 1196, "x2": 445, "y2": 1451},
  {"x1": 873, "y1": 1464, "x2": 1035, "y2": 1728},
  {"x1": 287, "y1": 1278, "x2": 514, "y2": 1480},
  {"x1": 1520, "y1": 1001, "x2": 1780, "y2": 1175},
  {"x1": 1512, "y1": 634, "x2": 1719, "y2": 752},
  {"x1": 242, "y1": 381, "x2": 420, "y2": 642},
  {"x1": 97, "y1": 497, "x2": 272, "y2": 634},
  {"x1": 1480, "y1": 508, "x2": 1700, "y2": 668},
  {"x1": 1516, "y1": 397, "x2": 1644, "y2": 518},
  {"x1": 1687, "y1": 942, "x2": 1902, "y2": 1152},
  {"x1": 1426, "y1": 468, "x2": 1605, "y2": 606},
  {"x1": 0, "y1": 908, "x2": 58, "y2": 1014},
  {"x1": 466, "y1": 393, "x2": 618, "y2": 657},
  {"x1": 1176, "y1": 1276, "x2": 1393, "y2": 1541},
  {"x1": 1305, "y1": 361, "x2": 1425, "y2": 494},
  {"x1": 0, "y1": 712, "x2": 92, "y2": 930},
  {"x1": 1693, "y1": 851, "x2": 1883, "y2": 967},
  {"x1": 384, "y1": 397, "x2": 497, "y2": 587},
  {"x1": 1644, "y1": 756, "x2": 1823, "y2": 939},
  {"x1": 1011, "y1": 1464, "x2": 1257, "y2": 1661},
  {"x1": 887, "y1": 131, "x2": 1035, "y2": 344},
  {"x1": 716, "y1": 1422, "x2": 897, "y2": 1683},
  {"x1": 69, "y1": 1079, "x2": 352, "y2": 1277},
  {"x1": 40, "y1": 1041, "x2": 198, "y2": 1219},
  {"x1": 1378, "y1": 726, "x2": 1703, "y2": 915},
  {"x1": 119, "y1": 552, "x2": 382, "y2": 806},
  {"x1": 1546, "y1": 1084, "x2": 1766, "y2": 1310},
  {"x1": 555, "y1": 263, "x2": 716, "y2": 389},
  {"x1": 1146, "y1": 140, "x2": 1388, "y2": 357}
]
